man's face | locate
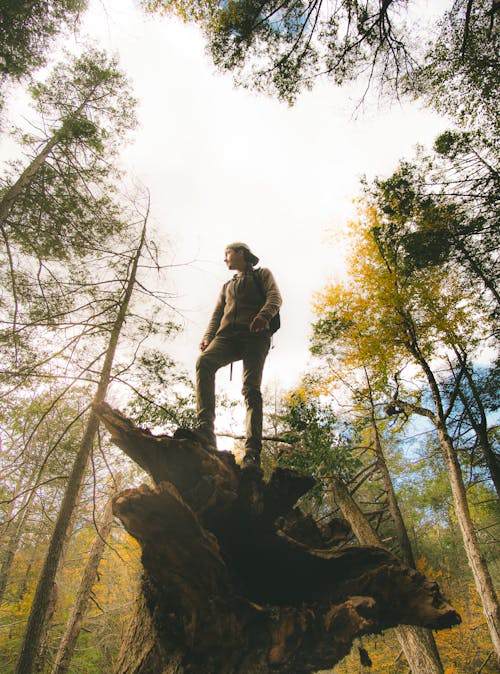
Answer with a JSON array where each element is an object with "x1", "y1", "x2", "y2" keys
[{"x1": 224, "y1": 247, "x2": 245, "y2": 270}]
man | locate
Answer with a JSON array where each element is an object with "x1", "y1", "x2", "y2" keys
[{"x1": 176, "y1": 242, "x2": 282, "y2": 469}]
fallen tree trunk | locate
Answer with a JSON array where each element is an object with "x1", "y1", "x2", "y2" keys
[{"x1": 94, "y1": 402, "x2": 460, "y2": 674}]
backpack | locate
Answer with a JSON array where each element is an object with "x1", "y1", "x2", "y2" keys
[{"x1": 253, "y1": 270, "x2": 281, "y2": 334}]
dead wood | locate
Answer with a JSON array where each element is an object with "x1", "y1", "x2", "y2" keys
[{"x1": 94, "y1": 401, "x2": 460, "y2": 674}]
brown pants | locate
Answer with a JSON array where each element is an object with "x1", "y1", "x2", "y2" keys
[{"x1": 196, "y1": 331, "x2": 271, "y2": 452}]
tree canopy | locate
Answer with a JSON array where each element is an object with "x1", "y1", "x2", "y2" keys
[
  {"x1": 143, "y1": 0, "x2": 499, "y2": 104},
  {"x1": 0, "y1": 1, "x2": 86, "y2": 119}
]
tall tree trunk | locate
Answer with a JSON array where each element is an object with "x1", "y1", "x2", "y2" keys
[
  {"x1": 436, "y1": 421, "x2": 500, "y2": 663},
  {"x1": 35, "y1": 582, "x2": 59, "y2": 674},
  {"x1": 398, "y1": 339, "x2": 500, "y2": 666},
  {"x1": 0, "y1": 457, "x2": 64, "y2": 603},
  {"x1": 0, "y1": 500, "x2": 31, "y2": 603},
  {"x1": 331, "y1": 477, "x2": 445, "y2": 674},
  {"x1": 50, "y1": 480, "x2": 120, "y2": 674},
  {"x1": 14, "y1": 221, "x2": 148, "y2": 674},
  {"x1": 0, "y1": 101, "x2": 87, "y2": 228},
  {"x1": 365, "y1": 369, "x2": 416, "y2": 567}
]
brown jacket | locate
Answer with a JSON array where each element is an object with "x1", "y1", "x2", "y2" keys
[{"x1": 203, "y1": 267, "x2": 282, "y2": 344}]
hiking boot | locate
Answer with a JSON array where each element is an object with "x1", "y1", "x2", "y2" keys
[{"x1": 173, "y1": 428, "x2": 217, "y2": 453}]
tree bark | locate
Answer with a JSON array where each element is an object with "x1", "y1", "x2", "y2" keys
[
  {"x1": 50, "y1": 480, "x2": 120, "y2": 674},
  {"x1": 332, "y1": 477, "x2": 445, "y2": 674},
  {"x1": 114, "y1": 590, "x2": 184, "y2": 674},
  {"x1": 94, "y1": 402, "x2": 460, "y2": 674},
  {"x1": 0, "y1": 502, "x2": 30, "y2": 604},
  {"x1": 397, "y1": 336, "x2": 500, "y2": 666},
  {"x1": 437, "y1": 421, "x2": 500, "y2": 664},
  {"x1": 362, "y1": 373, "x2": 445, "y2": 672}
]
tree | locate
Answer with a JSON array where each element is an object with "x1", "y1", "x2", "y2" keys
[
  {"x1": 0, "y1": 387, "x2": 89, "y2": 607},
  {"x1": 366, "y1": 162, "x2": 500, "y2": 490},
  {"x1": 412, "y1": 0, "x2": 499, "y2": 133},
  {"x1": 368, "y1": 154, "x2": 499, "y2": 314},
  {"x1": 0, "y1": 46, "x2": 136, "y2": 257},
  {"x1": 144, "y1": 0, "x2": 416, "y2": 102},
  {"x1": 0, "y1": 47, "x2": 137, "y2": 391},
  {"x1": 0, "y1": 1, "x2": 86, "y2": 120},
  {"x1": 14, "y1": 213, "x2": 148, "y2": 674},
  {"x1": 331, "y1": 478, "x2": 445, "y2": 674},
  {"x1": 312, "y1": 203, "x2": 500, "y2": 663},
  {"x1": 142, "y1": 0, "x2": 499, "y2": 103},
  {"x1": 125, "y1": 349, "x2": 197, "y2": 432},
  {"x1": 277, "y1": 386, "x2": 445, "y2": 673},
  {"x1": 50, "y1": 477, "x2": 122, "y2": 674}
]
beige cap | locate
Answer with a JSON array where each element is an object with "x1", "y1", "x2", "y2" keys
[{"x1": 226, "y1": 242, "x2": 259, "y2": 265}]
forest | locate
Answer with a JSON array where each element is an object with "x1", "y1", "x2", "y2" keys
[{"x1": 0, "y1": 0, "x2": 498, "y2": 673}]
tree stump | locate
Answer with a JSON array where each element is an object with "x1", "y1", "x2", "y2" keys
[{"x1": 94, "y1": 402, "x2": 460, "y2": 674}]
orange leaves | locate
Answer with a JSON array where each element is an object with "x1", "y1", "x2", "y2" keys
[
  {"x1": 141, "y1": 0, "x2": 220, "y2": 26},
  {"x1": 332, "y1": 576, "x2": 496, "y2": 673},
  {"x1": 416, "y1": 555, "x2": 443, "y2": 580}
]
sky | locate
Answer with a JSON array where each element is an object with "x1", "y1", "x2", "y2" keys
[{"x1": 5, "y1": 0, "x2": 451, "y2": 439}]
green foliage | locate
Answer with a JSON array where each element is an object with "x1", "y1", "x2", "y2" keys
[
  {"x1": 397, "y1": 435, "x2": 499, "y2": 574},
  {"x1": 143, "y1": 0, "x2": 414, "y2": 102},
  {"x1": 369, "y1": 167, "x2": 456, "y2": 273},
  {"x1": 278, "y1": 391, "x2": 362, "y2": 497},
  {"x1": 3, "y1": 166, "x2": 124, "y2": 261},
  {"x1": 0, "y1": 1, "x2": 86, "y2": 80},
  {"x1": 367, "y1": 153, "x2": 499, "y2": 315},
  {"x1": 125, "y1": 349, "x2": 197, "y2": 433},
  {"x1": 143, "y1": 1, "x2": 499, "y2": 109},
  {"x1": 28, "y1": 47, "x2": 137, "y2": 140},
  {"x1": 310, "y1": 312, "x2": 353, "y2": 357},
  {"x1": 434, "y1": 128, "x2": 471, "y2": 157},
  {"x1": 1, "y1": 47, "x2": 137, "y2": 260},
  {"x1": 413, "y1": 0, "x2": 499, "y2": 132},
  {"x1": 0, "y1": 48, "x2": 141, "y2": 383}
]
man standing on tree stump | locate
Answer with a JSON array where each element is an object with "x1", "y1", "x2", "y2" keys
[{"x1": 176, "y1": 243, "x2": 282, "y2": 469}]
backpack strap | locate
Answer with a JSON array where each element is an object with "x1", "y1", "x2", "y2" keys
[
  {"x1": 252, "y1": 269, "x2": 279, "y2": 341},
  {"x1": 252, "y1": 268, "x2": 265, "y2": 303}
]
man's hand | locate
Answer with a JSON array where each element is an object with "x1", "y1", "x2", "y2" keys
[
  {"x1": 249, "y1": 316, "x2": 269, "y2": 333},
  {"x1": 199, "y1": 339, "x2": 209, "y2": 351}
]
